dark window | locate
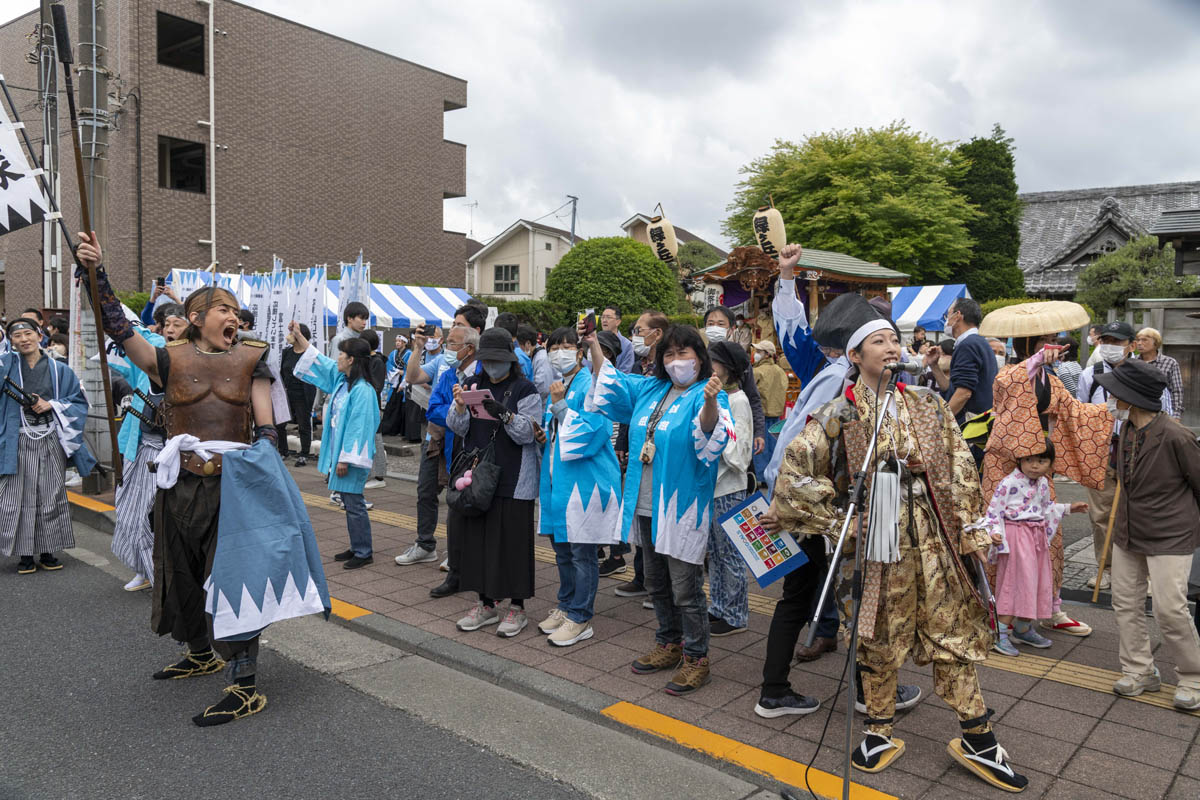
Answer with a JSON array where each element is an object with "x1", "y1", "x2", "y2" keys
[
  {"x1": 158, "y1": 136, "x2": 206, "y2": 193},
  {"x1": 494, "y1": 264, "x2": 519, "y2": 293},
  {"x1": 545, "y1": 242, "x2": 552, "y2": 251},
  {"x1": 157, "y1": 12, "x2": 204, "y2": 74}
]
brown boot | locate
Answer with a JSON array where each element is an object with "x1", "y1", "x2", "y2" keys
[
  {"x1": 631, "y1": 642, "x2": 683, "y2": 675},
  {"x1": 795, "y1": 636, "x2": 837, "y2": 663},
  {"x1": 665, "y1": 655, "x2": 711, "y2": 695}
]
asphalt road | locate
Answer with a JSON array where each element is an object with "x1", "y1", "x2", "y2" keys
[{"x1": 0, "y1": 551, "x2": 586, "y2": 800}]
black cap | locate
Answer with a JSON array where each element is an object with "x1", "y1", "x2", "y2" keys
[
  {"x1": 476, "y1": 328, "x2": 517, "y2": 362},
  {"x1": 1100, "y1": 320, "x2": 1135, "y2": 341},
  {"x1": 1094, "y1": 357, "x2": 1167, "y2": 411},
  {"x1": 596, "y1": 330, "x2": 622, "y2": 360},
  {"x1": 709, "y1": 340, "x2": 749, "y2": 382},
  {"x1": 812, "y1": 293, "x2": 888, "y2": 350}
]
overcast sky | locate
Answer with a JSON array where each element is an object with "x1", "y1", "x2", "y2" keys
[{"x1": 4, "y1": 0, "x2": 1198, "y2": 250}]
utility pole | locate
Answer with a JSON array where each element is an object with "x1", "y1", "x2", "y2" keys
[
  {"x1": 38, "y1": 0, "x2": 61, "y2": 309},
  {"x1": 566, "y1": 195, "x2": 578, "y2": 245},
  {"x1": 77, "y1": 0, "x2": 112, "y2": 489}
]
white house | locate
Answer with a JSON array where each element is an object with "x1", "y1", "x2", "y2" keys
[{"x1": 466, "y1": 220, "x2": 582, "y2": 300}]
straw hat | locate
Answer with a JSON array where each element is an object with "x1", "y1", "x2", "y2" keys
[{"x1": 979, "y1": 301, "x2": 1090, "y2": 338}]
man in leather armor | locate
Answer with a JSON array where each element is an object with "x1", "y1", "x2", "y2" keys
[{"x1": 76, "y1": 233, "x2": 281, "y2": 727}]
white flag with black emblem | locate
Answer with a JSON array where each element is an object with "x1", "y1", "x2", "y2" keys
[{"x1": 0, "y1": 97, "x2": 52, "y2": 236}]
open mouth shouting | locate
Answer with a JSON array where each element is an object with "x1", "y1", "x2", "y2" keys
[{"x1": 223, "y1": 322, "x2": 238, "y2": 346}]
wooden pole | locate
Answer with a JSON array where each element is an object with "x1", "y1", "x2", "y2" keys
[
  {"x1": 1091, "y1": 480, "x2": 1121, "y2": 604},
  {"x1": 51, "y1": 2, "x2": 122, "y2": 485}
]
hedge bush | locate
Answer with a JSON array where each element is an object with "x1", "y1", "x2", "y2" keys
[{"x1": 544, "y1": 237, "x2": 679, "y2": 323}]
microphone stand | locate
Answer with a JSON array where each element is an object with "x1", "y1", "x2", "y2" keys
[{"x1": 801, "y1": 364, "x2": 902, "y2": 800}]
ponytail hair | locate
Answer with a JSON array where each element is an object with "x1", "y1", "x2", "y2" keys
[{"x1": 339, "y1": 337, "x2": 373, "y2": 386}]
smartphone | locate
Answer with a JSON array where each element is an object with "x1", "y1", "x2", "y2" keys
[
  {"x1": 577, "y1": 308, "x2": 596, "y2": 336},
  {"x1": 422, "y1": 323, "x2": 436, "y2": 337},
  {"x1": 459, "y1": 389, "x2": 497, "y2": 420}
]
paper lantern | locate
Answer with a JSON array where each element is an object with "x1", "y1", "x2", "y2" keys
[
  {"x1": 646, "y1": 214, "x2": 678, "y2": 263},
  {"x1": 752, "y1": 203, "x2": 786, "y2": 259}
]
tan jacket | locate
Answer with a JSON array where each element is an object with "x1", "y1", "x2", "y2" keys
[
  {"x1": 754, "y1": 362, "x2": 788, "y2": 418},
  {"x1": 1114, "y1": 413, "x2": 1200, "y2": 555}
]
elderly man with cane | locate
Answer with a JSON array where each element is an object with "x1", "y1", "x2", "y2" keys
[{"x1": 1095, "y1": 358, "x2": 1200, "y2": 710}]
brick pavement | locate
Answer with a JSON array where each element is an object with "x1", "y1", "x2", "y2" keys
[{"x1": 70, "y1": 461, "x2": 1200, "y2": 799}]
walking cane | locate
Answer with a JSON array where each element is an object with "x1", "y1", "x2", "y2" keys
[
  {"x1": 1091, "y1": 480, "x2": 1121, "y2": 604},
  {"x1": 50, "y1": 3, "x2": 123, "y2": 486}
]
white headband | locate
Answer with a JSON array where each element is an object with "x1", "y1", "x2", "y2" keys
[{"x1": 846, "y1": 319, "x2": 893, "y2": 353}]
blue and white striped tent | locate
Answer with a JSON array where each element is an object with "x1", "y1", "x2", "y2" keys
[
  {"x1": 166, "y1": 269, "x2": 471, "y2": 329},
  {"x1": 322, "y1": 280, "x2": 471, "y2": 329},
  {"x1": 887, "y1": 284, "x2": 971, "y2": 334}
]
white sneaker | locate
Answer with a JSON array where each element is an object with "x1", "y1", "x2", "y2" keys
[
  {"x1": 364, "y1": 478, "x2": 387, "y2": 489},
  {"x1": 394, "y1": 544, "x2": 439, "y2": 566},
  {"x1": 642, "y1": 599, "x2": 655, "y2": 610},
  {"x1": 538, "y1": 608, "x2": 567, "y2": 634},
  {"x1": 1086, "y1": 572, "x2": 1111, "y2": 590},
  {"x1": 548, "y1": 619, "x2": 594, "y2": 647},
  {"x1": 329, "y1": 492, "x2": 343, "y2": 507},
  {"x1": 64, "y1": 469, "x2": 82, "y2": 488},
  {"x1": 123, "y1": 574, "x2": 150, "y2": 592},
  {"x1": 1114, "y1": 667, "x2": 1161, "y2": 697},
  {"x1": 496, "y1": 606, "x2": 528, "y2": 638},
  {"x1": 364, "y1": 500, "x2": 374, "y2": 511},
  {"x1": 456, "y1": 602, "x2": 500, "y2": 632},
  {"x1": 439, "y1": 558, "x2": 449, "y2": 572}
]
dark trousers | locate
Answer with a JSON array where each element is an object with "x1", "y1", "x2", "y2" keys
[
  {"x1": 761, "y1": 535, "x2": 828, "y2": 697},
  {"x1": 276, "y1": 384, "x2": 315, "y2": 457},
  {"x1": 415, "y1": 445, "x2": 442, "y2": 553}
]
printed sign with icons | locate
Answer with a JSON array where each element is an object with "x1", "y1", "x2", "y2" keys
[{"x1": 717, "y1": 492, "x2": 807, "y2": 588}]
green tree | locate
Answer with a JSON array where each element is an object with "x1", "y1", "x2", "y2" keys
[
  {"x1": 675, "y1": 240, "x2": 724, "y2": 276},
  {"x1": 117, "y1": 290, "x2": 151, "y2": 314},
  {"x1": 950, "y1": 125, "x2": 1025, "y2": 301},
  {"x1": 544, "y1": 237, "x2": 680, "y2": 317},
  {"x1": 1075, "y1": 236, "x2": 1196, "y2": 314},
  {"x1": 723, "y1": 121, "x2": 979, "y2": 284}
]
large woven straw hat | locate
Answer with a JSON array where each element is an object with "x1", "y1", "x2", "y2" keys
[{"x1": 979, "y1": 301, "x2": 1090, "y2": 338}]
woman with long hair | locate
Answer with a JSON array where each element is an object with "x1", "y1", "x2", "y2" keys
[{"x1": 290, "y1": 324, "x2": 380, "y2": 569}]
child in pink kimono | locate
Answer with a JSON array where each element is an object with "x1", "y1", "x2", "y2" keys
[{"x1": 982, "y1": 441, "x2": 1088, "y2": 656}]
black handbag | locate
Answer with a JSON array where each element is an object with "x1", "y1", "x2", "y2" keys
[{"x1": 445, "y1": 432, "x2": 501, "y2": 517}]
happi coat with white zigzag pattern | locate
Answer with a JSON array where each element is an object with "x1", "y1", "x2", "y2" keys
[
  {"x1": 585, "y1": 361, "x2": 733, "y2": 565},
  {"x1": 0, "y1": 349, "x2": 96, "y2": 477},
  {"x1": 294, "y1": 345, "x2": 379, "y2": 494},
  {"x1": 538, "y1": 367, "x2": 623, "y2": 544}
]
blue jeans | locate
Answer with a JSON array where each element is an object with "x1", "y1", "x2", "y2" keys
[
  {"x1": 707, "y1": 491, "x2": 749, "y2": 628},
  {"x1": 639, "y1": 516, "x2": 709, "y2": 659},
  {"x1": 754, "y1": 416, "x2": 781, "y2": 484},
  {"x1": 342, "y1": 492, "x2": 373, "y2": 558},
  {"x1": 552, "y1": 540, "x2": 599, "y2": 623}
]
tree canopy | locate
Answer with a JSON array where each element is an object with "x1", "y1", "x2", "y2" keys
[
  {"x1": 675, "y1": 240, "x2": 725, "y2": 276},
  {"x1": 1075, "y1": 236, "x2": 1196, "y2": 314},
  {"x1": 723, "y1": 122, "x2": 979, "y2": 284},
  {"x1": 544, "y1": 237, "x2": 680, "y2": 317},
  {"x1": 950, "y1": 125, "x2": 1025, "y2": 301}
]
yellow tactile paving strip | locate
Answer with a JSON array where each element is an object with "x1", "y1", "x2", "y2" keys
[{"x1": 299, "y1": 490, "x2": 1197, "y2": 715}]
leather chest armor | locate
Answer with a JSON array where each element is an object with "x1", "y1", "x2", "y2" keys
[{"x1": 163, "y1": 339, "x2": 266, "y2": 476}]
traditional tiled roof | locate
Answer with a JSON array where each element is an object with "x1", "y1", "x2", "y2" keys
[
  {"x1": 1020, "y1": 181, "x2": 1200, "y2": 294},
  {"x1": 1149, "y1": 208, "x2": 1200, "y2": 236}
]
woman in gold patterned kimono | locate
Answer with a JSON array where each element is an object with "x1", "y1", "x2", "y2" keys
[
  {"x1": 766, "y1": 319, "x2": 1029, "y2": 793},
  {"x1": 981, "y1": 310, "x2": 1113, "y2": 639}
]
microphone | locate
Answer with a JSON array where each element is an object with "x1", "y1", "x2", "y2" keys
[{"x1": 882, "y1": 362, "x2": 904, "y2": 373}]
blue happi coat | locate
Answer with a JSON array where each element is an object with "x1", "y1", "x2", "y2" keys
[
  {"x1": 110, "y1": 327, "x2": 166, "y2": 462},
  {"x1": 205, "y1": 441, "x2": 330, "y2": 640},
  {"x1": 585, "y1": 361, "x2": 733, "y2": 565},
  {"x1": 293, "y1": 346, "x2": 379, "y2": 494},
  {"x1": 538, "y1": 367, "x2": 623, "y2": 544},
  {"x1": 0, "y1": 351, "x2": 97, "y2": 477}
]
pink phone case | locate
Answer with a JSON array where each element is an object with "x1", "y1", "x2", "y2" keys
[{"x1": 459, "y1": 389, "x2": 496, "y2": 420}]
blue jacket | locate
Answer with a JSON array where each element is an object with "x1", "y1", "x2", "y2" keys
[
  {"x1": 293, "y1": 346, "x2": 379, "y2": 494},
  {"x1": 428, "y1": 360, "x2": 481, "y2": 472},
  {"x1": 0, "y1": 351, "x2": 97, "y2": 477},
  {"x1": 110, "y1": 327, "x2": 166, "y2": 461}
]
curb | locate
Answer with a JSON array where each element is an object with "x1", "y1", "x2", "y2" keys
[{"x1": 69, "y1": 497, "x2": 116, "y2": 536}]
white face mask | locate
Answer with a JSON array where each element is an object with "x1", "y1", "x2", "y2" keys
[
  {"x1": 632, "y1": 335, "x2": 649, "y2": 356},
  {"x1": 425, "y1": 338, "x2": 441, "y2": 352},
  {"x1": 1112, "y1": 407, "x2": 1130, "y2": 422},
  {"x1": 753, "y1": 351, "x2": 764, "y2": 364},
  {"x1": 995, "y1": 355, "x2": 1006, "y2": 370},
  {"x1": 549, "y1": 349, "x2": 578, "y2": 375},
  {"x1": 704, "y1": 326, "x2": 727, "y2": 343},
  {"x1": 1097, "y1": 343, "x2": 1126, "y2": 365},
  {"x1": 665, "y1": 358, "x2": 699, "y2": 386}
]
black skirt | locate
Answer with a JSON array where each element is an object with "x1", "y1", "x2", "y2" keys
[
  {"x1": 403, "y1": 398, "x2": 426, "y2": 442},
  {"x1": 456, "y1": 497, "x2": 536, "y2": 601}
]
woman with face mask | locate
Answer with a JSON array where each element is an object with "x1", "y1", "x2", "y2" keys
[
  {"x1": 583, "y1": 322, "x2": 732, "y2": 696},
  {"x1": 704, "y1": 306, "x2": 767, "y2": 459},
  {"x1": 765, "y1": 319, "x2": 1028, "y2": 791},
  {"x1": 981, "y1": 308, "x2": 1113, "y2": 636},
  {"x1": 535, "y1": 326, "x2": 624, "y2": 647},
  {"x1": 446, "y1": 328, "x2": 543, "y2": 639}
]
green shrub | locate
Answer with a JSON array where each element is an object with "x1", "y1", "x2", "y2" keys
[
  {"x1": 544, "y1": 237, "x2": 680, "y2": 321},
  {"x1": 117, "y1": 290, "x2": 151, "y2": 314}
]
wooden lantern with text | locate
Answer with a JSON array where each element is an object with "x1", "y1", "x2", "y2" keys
[
  {"x1": 646, "y1": 214, "x2": 678, "y2": 263},
  {"x1": 752, "y1": 203, "x2": 786, "y2": 259}
]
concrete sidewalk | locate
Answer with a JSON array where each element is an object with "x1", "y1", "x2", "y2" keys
[{"x1": 70, "y1": 463, "x2": 1200, "y2": 800}]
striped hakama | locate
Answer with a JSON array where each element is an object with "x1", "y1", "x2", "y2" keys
[
  {"x1": 0, "y1": 426, "x2": 74, "y2": 557},
  {"x1": 111, "y1": 434, "x2": 163, "y2": 582}
]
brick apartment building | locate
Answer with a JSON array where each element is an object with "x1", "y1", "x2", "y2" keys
[{"x1": 0, "y1": 0, "x2": 466, "y2": 317}]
